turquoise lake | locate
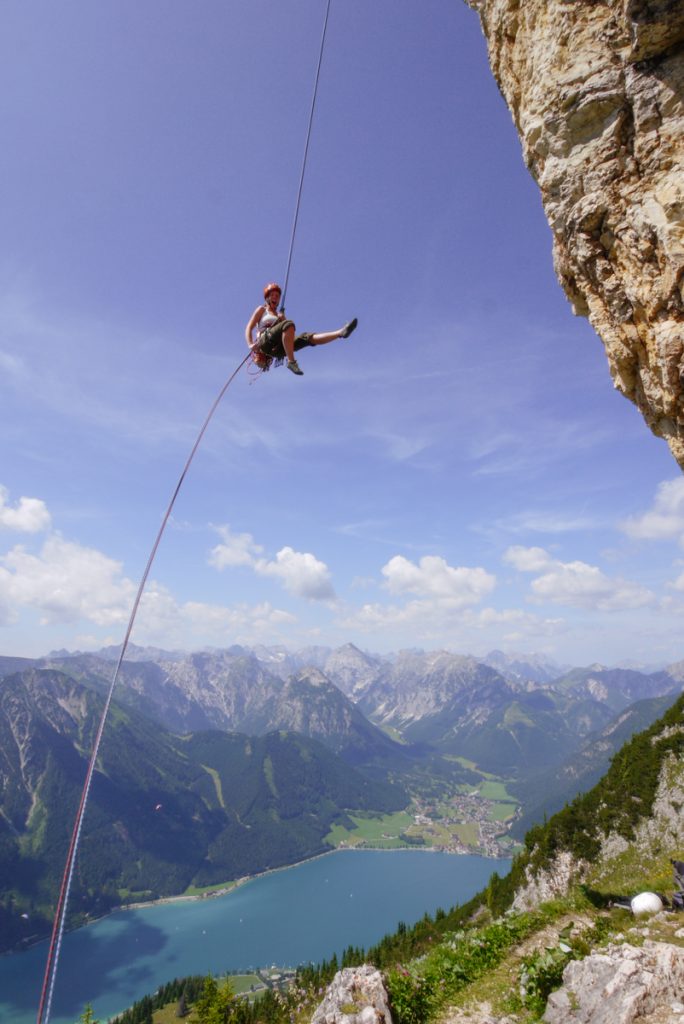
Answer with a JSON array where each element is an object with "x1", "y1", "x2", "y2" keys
[{"x1": 1, "y1": 850, "x2": 510, "y2": 1024}]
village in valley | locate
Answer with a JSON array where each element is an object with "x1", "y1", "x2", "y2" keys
[{"x1": 329, "y1": 774, "x2": 521, "y2": 860}]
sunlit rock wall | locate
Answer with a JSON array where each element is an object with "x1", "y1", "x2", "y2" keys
[{"x1": 466, "y1": 0, "x2": 684, "y2": 467}]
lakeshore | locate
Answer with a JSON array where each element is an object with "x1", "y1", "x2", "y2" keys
[
  {"x1": 5, "y1": 844, "x2": 476, "y2": 958},
  {"x1": 120, "y1": 843, "x2": 480, "y2": 913},
  {"x1": 0, "y1": 848, "x2": 510, "y2": 1024}
]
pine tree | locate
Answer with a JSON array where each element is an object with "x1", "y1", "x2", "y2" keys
[{"x1": 194, "y1": 976, "x2": 236, "y2": 1024}]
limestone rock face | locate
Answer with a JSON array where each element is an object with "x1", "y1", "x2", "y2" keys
[
  {"x1": 544, "y1": 940, "x2": 684, "y2": 1023},
  {"x1": 466, "y1": 0, "x2": 684, "y2": 466},
  {"x1": 511, "y1": 849, "x2": 585, "y2": 912},
  {"x1": 311, "y1": 966, "x2": 393, "y2": 1024}
]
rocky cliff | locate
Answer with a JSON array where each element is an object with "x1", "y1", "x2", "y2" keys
[{"x1": 466, "y1": 0, "x2": 684, "y2": 465}]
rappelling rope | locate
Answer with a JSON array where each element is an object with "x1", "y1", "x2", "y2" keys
[
  {"x1": 38, "y1": 3, "x2": 335, "y2": 1016},
  {"x1": 36, "y1": 350, "x2": 252, "y2": 1024},
  {"x1": 279, "y1": 0, "x2": 333, "y2": 314}
]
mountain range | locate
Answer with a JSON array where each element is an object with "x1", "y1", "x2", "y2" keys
[
  {"x1": 4, "y1": 643, "x2": 683, "y2": 785},
  {"x1": 0, "y1": 667, "x2": 404, "y2": 952},
  {"x1": 1, "y1": 642, "x2": 682, "y2": 954},
  {"x1": 84, "y1": 678, "x2": 684, "y2": 1024}
]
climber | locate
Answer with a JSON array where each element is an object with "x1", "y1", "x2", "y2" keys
[{"x1": 245, "y1": 282, "x2": 358, "y2": 375}]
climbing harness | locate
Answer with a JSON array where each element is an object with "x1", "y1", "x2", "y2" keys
[
  {"x1": 38, "y1": 2, "x2": 336, "y2": 1017},
  {"x1": 250, "y1": 347, "x2": 273, "y2": 374}
]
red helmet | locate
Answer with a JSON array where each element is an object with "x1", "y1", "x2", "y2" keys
[{"x1": 263, "y1": 282, "x2": 282, "y2": 300}]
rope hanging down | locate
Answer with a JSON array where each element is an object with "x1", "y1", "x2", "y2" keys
[
  {"x1": 36, "y1": 351, "x2": 251, "y2": 1024},
  {"x1": 280, "y1": 0, "x2": 333, "y2": 312},
  {"x1": 38, "y1": 4, "x2": 335, "y2": 1019}
]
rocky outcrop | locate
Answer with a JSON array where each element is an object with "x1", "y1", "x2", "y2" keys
[
  {"x1": 311, "y1": 966, "x2": 393, "y2": 1024},
  {"x1": 514, "y1": 706, "x2": 684, "y2": 907},
  {"x1": 323, "y1": 644, "x2": 383, "y2": 701},
  {"x1": 511, "y1": 849, "x2": 586, "y2": 911},
  {"x1": 544, "y1": 940, "x2": 684, "y2": 1023},
  {"x1": 593, "y1": 748, "x2": 684, "y2": 886},
  {"x1": 466, "y1": 0, "x2": 684, "y2": 466}
]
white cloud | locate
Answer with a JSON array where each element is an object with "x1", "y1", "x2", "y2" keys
[
  {"x1": 209, "y1": 526, "x2": 263, "y2": 568},
  {"x1": 381, "y1": 554, "x2": 496, "y2": 606},
  {"x1": 210, "y1": 524, "x2": 335, "y2": 602},
  {"x1": 74, "y1": 634, "x2": 102, "y2": 650},
  {"x1": 335, "y1": 554, "x2": 498, "y2": 646},
  {"x1": 134, "y1": 586, "x2": 297, "y2": 645},
  {"x1": 622, "y1": 478, "x2": 684, "y2": 544},
  {"x1": 0, "y1": 535, "x2": 133, "y2": 625},
  {"x1": 503, "y1": 545, "x2": 553, "y2": 572},
  {"x1": 339, "y1": 599, "x2": 427, "y2": 633},
  {"x1": 670, "y1": 570, "x2": 684, "y2": 592},
  {"x1": 0, "y1": 485, "x2": 51, "y2": 533},
  {"x1": 255, "y1": 547, "x2": 335, "y2": 601},
  {"x1": 476, "y1": 606, "x2": 562, "y2": 631},
  {"x1": 0, "y1": 588, "x2": 16, "y2": 626},
  {"x1": 530, "y1": 560, "x2": 653, "y2": 611},
  {"x1": 337, "y1": 600, "x2": 564, "y2": 648},
  {"x1": 504, "y1": 545, "x2": 654, "y2": 611},
  {"x1": 0, "y1": 526, "x2": 300, "y2": 649}
]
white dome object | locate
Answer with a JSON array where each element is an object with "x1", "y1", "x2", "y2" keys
[{"x1": 630, "y1": 891, "x2": 664, "y2": 915}]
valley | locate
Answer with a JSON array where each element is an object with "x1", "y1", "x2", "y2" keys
[
  {"x1": 0, "y1": 642, "x2": 682, "y2": 959},
  {"x1": 105, "y1": 688, "x2": 684, "y2": 1024},
  {"x1": 326, "y1": 771, "x2": 520, "y2": 859}
]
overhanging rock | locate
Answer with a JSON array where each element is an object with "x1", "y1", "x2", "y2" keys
[{"x1": 466, "y1": 0, "x2": 684, "y2": 467}]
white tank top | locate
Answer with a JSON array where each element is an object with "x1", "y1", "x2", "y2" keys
[{"x1": 257, "y1": 307, "x2": 279, "y2": 339}]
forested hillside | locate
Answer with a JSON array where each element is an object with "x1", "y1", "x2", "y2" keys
[
  {"x1": 489, "y1": 690, "x2": 684, "y2": 914},
  {"x1": 0, "y1": 669, "x2": 405, "y2": 953},
  {"x1": 510, "y1": 693, "x2": 676, "y2": 839},
  {"x1": 106, "y1": 689, "x2": 684, "y2": 1024}
]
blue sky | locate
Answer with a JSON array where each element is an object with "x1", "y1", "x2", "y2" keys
[{"x1": 1, "y1": 0, "x2": 683, "y2": 667}]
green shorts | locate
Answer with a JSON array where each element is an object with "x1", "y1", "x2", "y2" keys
[{"x1": 259, "y1": 321, "x2": 314, "y2": 358}]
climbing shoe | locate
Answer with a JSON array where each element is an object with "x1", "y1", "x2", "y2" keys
[
  {"x1": 341, "y1": 318, "x2": 358, "y2": 339},
  {"x1": 287, "y1": 359, "x2": 304, "y2": 376}
]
